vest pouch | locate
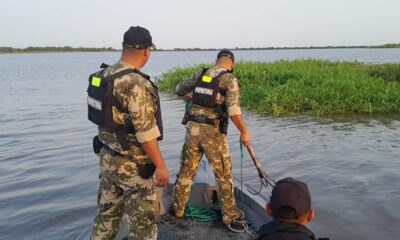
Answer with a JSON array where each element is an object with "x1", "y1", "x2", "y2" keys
[
  {"x1": 181, "y1": 107, "x2": 190, "y2": 125},
  {"x1": 93, "y1": 135, "x2": 104, "y2": 154},
  {"x1": 216, "y1": 105, "x2": 229, "y2": 134},
  {"x1": 219, "y1": 113, "x2": 229, "y2": 134},
  {"x1": 138, "y1": 163, "x2": 156, "y2": 179}
]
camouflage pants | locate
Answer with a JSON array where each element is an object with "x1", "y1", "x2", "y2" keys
[
  {"x1": 91, "y1": 149, "x2": 158, "y2": 240},
  {"x1": 172, "y1": 122, "x2": 243, "y2": 224}
]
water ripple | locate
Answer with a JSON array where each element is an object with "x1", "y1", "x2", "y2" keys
[{"x1": 1, "y1": 51, "x2": 400, "y2": 240}]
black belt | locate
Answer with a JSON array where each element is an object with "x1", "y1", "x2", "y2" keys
[
  {"x1": 189, "y1": 115, "x2": 216, "y2": 125},
  {"x1": 102, "y1": 144, "x2": 148, "y2": 166},
  {"x1": 102, "y1": 144, "x2": 124, "y2": 157}
]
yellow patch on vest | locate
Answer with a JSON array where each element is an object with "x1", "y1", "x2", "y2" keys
[
  {"x1": 91, "y1": 76, "x2": 101, "y2": 87},
  {"x1": 202, "y1": 75, "x2": 212, "y2": 83}
]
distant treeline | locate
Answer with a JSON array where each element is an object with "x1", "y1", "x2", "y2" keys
[
  {"x1": 0, "y1": 46, "x2": 117, "y2": 53},
  {"x1": 1, "y1": 43, "x2": 399, "y2": 53},
  {"x1": 159, "y1": 43, "x2": 400, "y2": 51}
]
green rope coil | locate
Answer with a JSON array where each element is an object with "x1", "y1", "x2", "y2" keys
[{"x1": 184, "y1": 203, "x2": 221, "y2": 222}]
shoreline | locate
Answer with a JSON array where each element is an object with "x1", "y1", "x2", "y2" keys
[
  {"x1": 1, "y1": 47, "x2": 399, "y2": 54},
  {"x1": 1, "y1": 44, "x2": 400, "y2": 54}
]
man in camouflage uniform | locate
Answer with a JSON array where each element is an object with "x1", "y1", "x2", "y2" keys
[
  {"x1": 90, "y1": 26, "x2": 169, "y2": 240},
  {"x1": 171, "y1": 50, "x2": 252, "y2": 230}
]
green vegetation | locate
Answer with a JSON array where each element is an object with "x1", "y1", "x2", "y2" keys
[
  {"x1": 0, "y1": 46, "x2": 117, "y2": 53},
  {"x1": 158, "y1": 60, "x2": 400, "y2": 116},
  {"x1": 373, "y1": 43, "x2": 400, "y2": 48}
]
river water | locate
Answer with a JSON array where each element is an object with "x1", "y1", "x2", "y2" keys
[{"x1": 0, "y1": 49, "x2": 399, "y2": 240}]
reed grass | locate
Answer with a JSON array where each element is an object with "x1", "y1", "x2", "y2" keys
[{"x1": 157, "y1": 60, "x2": 400, "y2": 116}]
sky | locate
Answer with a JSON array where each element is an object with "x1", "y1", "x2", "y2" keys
[{"x1": 1, "y1": 0, "x2": 399, "y2": 49}]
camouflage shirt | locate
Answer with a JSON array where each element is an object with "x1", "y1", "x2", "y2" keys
[
  {"x1": 176, "y1": 65, "x2": 242, "y2": 119},
  {"x1": 98, "y1": 61, "x2": 161, "y2": 159}
]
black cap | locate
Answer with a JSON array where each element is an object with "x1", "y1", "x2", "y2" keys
[
  {"x1": 123, "y1": 26, "x2": 156, "y2": 49},
  {"x1": 270, "y1": 177, "x2": 312, "y2": 218},
  {"x1": 217, "y1": 49, "x2": 235, "y2": 61}
]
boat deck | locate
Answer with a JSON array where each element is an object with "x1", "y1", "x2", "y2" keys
[
  {"x1": 158, "y1": 214, "x2": 254, "y2": 240},
  {"x1": 118, "y1": 164, "x2": 268, "y2": 240}
]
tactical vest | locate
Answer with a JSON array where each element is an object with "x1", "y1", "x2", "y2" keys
[
  {"x1": 192, "y1": 68, "x2": 228, "y2": 111},
  {"x1": 87, "y1": 63, "x2": 163, "y2": 150}
]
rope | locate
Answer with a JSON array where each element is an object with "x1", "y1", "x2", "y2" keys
[
  {"x1": 239, "y1": 140, "x2": 244, "y2": 204},
  {"x1": 227, "y1": 220, "x2": 256, "y2": 237},
  {"x1": 184, "y1": 100, "x2": 190, "y2": 110},
  {"x1": 184, "y1": 203, "x2": 221, "y2": 222},
  {"x1": 184, "y1": 203, "x2": 256, "y2": 237}
]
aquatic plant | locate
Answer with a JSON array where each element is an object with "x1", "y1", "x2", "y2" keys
[{"x1": 157, "y1": 60, "x2": 400, "y2": 116}]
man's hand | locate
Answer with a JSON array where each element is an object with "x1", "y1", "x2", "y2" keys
[
  {"x1": 183, "y1": 93, "x2": 192, "y2": 101},
  {"x1": 154, "y1": 164, "x2": 169, "y2": 187},
  {"x1": 231, "y1": 114, "x2": 252, "y2": 147},
  {"x1": 142, "y1": 138, "x2": 170, "y2": 188},
  {"x1": 240, "y1": 129, "x2": 251, "y2": 147}
]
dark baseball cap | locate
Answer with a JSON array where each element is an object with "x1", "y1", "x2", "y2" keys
[
  {"x1": 123, "y1": 26, "x2": 156, "y2": 49},
  {"x1": 270, "y1": 177, "x2": 312, "y2": 218},
  {"x1": 217, "y1": 49, "x2": 235, "y2": 61}
]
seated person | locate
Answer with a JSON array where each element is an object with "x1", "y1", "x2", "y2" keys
[{"x1": 258, "y1": 177, "x2": 328, "y2": 240}]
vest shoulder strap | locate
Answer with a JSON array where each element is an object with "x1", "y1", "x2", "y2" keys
[
  {"x1": 197, "y1": 68, "x2": 228, "y2": 86},
  {"x1": 103, "y1": 68, "x2": 138, "y2": 83},
  {"x1": 196, "y1": 68, "x2": 209, "y2": 83},
  {"x1": 200, "y1": 68, "x2": 208, "y2": 75},
  {"x1": 100, "y1": 63, "x2": 109, "y2": 69},
  {"x1": 106, "y1": 67, "x2": 155, "y2": 89},
  {"x1": 100, "y1": 68, "x2": 138, "y2": 114}
]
